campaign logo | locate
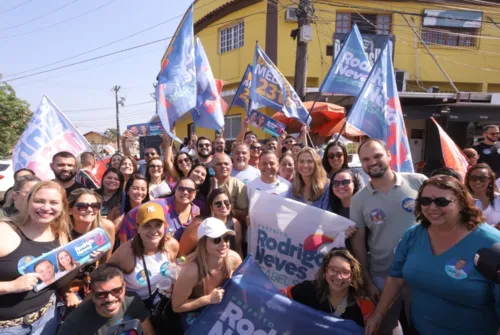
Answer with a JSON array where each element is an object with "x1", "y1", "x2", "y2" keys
[
  {"x1": 136, "y1": 269, "x2": 151, "y2": 286},
  {"x1": 445, "y1": 258, "x2": 471, "y2": 280},
  {"x1": 303, "y1": 233, "x2": 335, "y2": 252},
  {"x1": 17, "y1": 255, "x2": 35, "y2": 274},
  {"x1": 369, "y1": 209, "x2": 385, "y2": 225},
  {"x1": 401, "y1": 197, "x2": 416, "y2": 213},
  {"x1": 483, "y1": 149, "x2": 491, "y2": 155}
]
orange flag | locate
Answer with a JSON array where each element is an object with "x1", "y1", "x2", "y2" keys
[
  {"x1": 215, "y1": 79, "x2": 229, "y2": 115},
  {"x1": 431, "y1": 117, "x2": 470, "y2": 181}
]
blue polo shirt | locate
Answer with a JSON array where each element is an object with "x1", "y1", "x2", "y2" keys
[{"x1": 391, "y1": 223, "x2": 500, "y2": 335}]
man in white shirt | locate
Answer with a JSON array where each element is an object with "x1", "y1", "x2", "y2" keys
[
  {"x1": 231, "y1": 142, "x2": 260, "y2": 185},
  {"x1": 247, "y1": 150, "x2": 290, "y2": 197}
]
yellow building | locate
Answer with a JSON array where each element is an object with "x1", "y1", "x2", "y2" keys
[
  {"x1": 83, "y1": 131, "x2": 114, "y2": 154},
  {"x1": 164, "y1": 0, "x2": 500, "y2": 167}
]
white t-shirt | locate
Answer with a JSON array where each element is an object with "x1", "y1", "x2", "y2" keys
[
  {"x1": 247, "y1": 176, "x2": 291, "y2": 198},
  {"x1": 231, "y1": 165, "x2": 261, "y2": 185},
  {"x1": 481, "y1": 196, "x2": 500, "y2": 226}
]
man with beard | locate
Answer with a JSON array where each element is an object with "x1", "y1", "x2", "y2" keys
[
  {"x1": 51, "y1": 151, "x2": 85, "y2": 196},
  {"x1": 213, "y1": 153, "x2": 248, "y2": 220},
  {"x1": 265, "y1": 137, "x2": 279, "y2": 154},
  {"x1": 230, "y1": 142, "x2": 260, "y2": 184},
  {"x1": 196, "y1": 136, "x2": 214, "y2": 170},
  {"x1": 349, "y1": 139, "x2": 426, "y2": 335},
  {"x1": 214, "y1": 135, "x2": 226, "y2": 154},
  {"x1": 58, "y1": 265, "x2": 154, "y2": 335},
  {"x1": 121, "y1": 130, "x2": 159, "y2": 174},
  {"x1": 473, "y1": 125, "x2": 500, "y2": 176}
]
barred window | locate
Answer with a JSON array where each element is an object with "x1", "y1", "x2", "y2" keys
[
  {"x1": 336, "y1": 13, "x2": 350, "y2": 33},
  {"x1": 219, "y1": 22, "x2": 244, "y2": 54},
  {"x1": 421, "y1": 27, "x2": 477, "y2": 47},
  {"x1": 336, "y1": 13, "x2": 392, "y2": 35},
  {"x1": 223, "y1": 115, "x2": 242, "y2": 140}
]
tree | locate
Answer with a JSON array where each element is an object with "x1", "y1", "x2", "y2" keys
[
  {"x1": 104, "y1": 128, "x2": 118, "y2": 141},
  {"x1": 0, "y1": 78, "x2": 32, "y2": 158}
]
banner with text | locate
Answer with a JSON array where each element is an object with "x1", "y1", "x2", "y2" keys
[
  {"x1": 248, "y1": 191, "x2": 355, "y2": 289},
  {"x1": 127, "y1": 122, "x2": 164, "y2": 137},
  {"x1": 187, "y1": 255, "x2": 364, "y2": 335},
  {"x1": 18, "y1": 228, "x2": 112, "y2": 292},
  {"x1": 248, "y1": 109, "x2": 286, "y2": 137},
  {"x1": 12, "y1": 96, "x2": 91, "y2": 180},
  {"x1": 321, "y1": 24, "x2": 372, "y2": 96},
  {"x1": 347, "y1": 41, "x2": 414, "y2": 172},
  {"x1": 251, "y1": 43, "x2": 310, "y2": 125}
]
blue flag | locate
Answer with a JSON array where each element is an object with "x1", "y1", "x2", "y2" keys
[
  {"x1": 187, "y1": 255, "x2": 364, "y2": 335},
  {"x1": 251, "y1": 43, "x2": 310, "y2": 125},
  {"x1": 320, "y1": 24, "x2": 372, "y2": 96},
  {"x1": 347, "y1": 42, "x2": 414, "y2": 172},
  {"x1": 157, "y1": 5, "x2": 196, "y2": 142},
  {"x1": 190, "y1": 37, "x2": 225, "y2": 131},
  {"x1": 231, "y1": 65, "x2": 253, "y2": 111},
  {"x1": 12, "y1": 96, "x2": 91, "y2": 180}
]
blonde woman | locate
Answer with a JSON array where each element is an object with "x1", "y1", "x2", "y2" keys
[
  {"x1": 172, "y1": 218, "x2": 242, "y2": 329},
  {"x1": 0, "y1": 181, "x2": 71, "y2": 334},
  {"x1": 286, "y1": 147, "x2": 330, "y2": 209}
]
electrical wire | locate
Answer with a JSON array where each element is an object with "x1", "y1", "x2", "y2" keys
[
  {"x1": 65, "y1": 101, "x2": 155, "y2": 112},
  {"x1": 0, "y1": 0, "x2": 79, "y2": 32},
  {"x1": 0, "y1": 0, "x2": 35, "y2": 16},
  {"x1": 0, "y1": 0, "x2": 119, "y2": 40}
]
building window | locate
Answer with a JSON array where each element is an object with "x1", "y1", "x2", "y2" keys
[
  {"x1": 335, "y1": 13, "x2": 392, "y2": 35},
  {"x1": 219, "y1": 21, "x2": 244, "y2": 54},
  {"x1": 421, "y1": 27, "x2": 478, "y2": 48},
  {"x1": 223, "y1": 115, "x2": 242, "y2": 140}
]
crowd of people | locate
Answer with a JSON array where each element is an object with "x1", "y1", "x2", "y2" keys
[{"x1": 1, "y1": 122, "x2": 500, "y2": 335}]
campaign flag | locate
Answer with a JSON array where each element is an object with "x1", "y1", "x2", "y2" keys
[
  {"x1": 12, "y1": 96, "x2": 91, "y2": 180},
  {"x1": 431, "y1": 117, "x2": 469, "y2": 180},
  {"x1": 251, "y1": 43, "x2": 311, "y2": 125},
  {"x1": 190, "y1": 37, "x2": 225, "y2": 131},
  {"x1": 187, "y1": 255, "x2": 364, "y2": 335},
  {"x1": 347, "y1": 41, "x2": 414, "y2": 172},
  {"x1": 231, "y1": 65, "x2": 253, "y2": 111},
  {"x1": 320, "y1": 24, "x2": 372, "y2": 96},
  {"x1": 157, "y1": 5, "x2": 196, "y2": 142},
  {"x1": 248, "y1": 190, "x2": 355, "y2": 289}
]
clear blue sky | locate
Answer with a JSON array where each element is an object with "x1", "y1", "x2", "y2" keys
[{"x1": 0, "y1": 0, "x2": 189, "y2": 134}]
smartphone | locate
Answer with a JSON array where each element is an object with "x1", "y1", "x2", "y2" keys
[{"x1": 106, "y1": 319, "x2": 143, "y2": 335}]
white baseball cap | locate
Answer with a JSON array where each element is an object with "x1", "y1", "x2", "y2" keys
[{"x1": 197, "y1": 217, "x2": 235, "y2": 240}]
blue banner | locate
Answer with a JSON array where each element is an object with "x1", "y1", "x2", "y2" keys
[
  {"x1": 157, "y1": 5, "x2": 196, "y2": 142},
  {"x1": 126, "y1": 122, "x2": 164, "y2": 137},
  {"x1": 248, "y1": 109, "x2": 285, "y2": 137},
  {"x1": 12, "y1": 96, "x2": 91, "y2": 181},
  {"x1": 187, "y1": 255, "x2": 363, "y2": 335},
  {"x1": 251, "y1": 43, "x2": 310, "y2": 125},
  {"x1": 231, "y1": 65, "x2": 253, "y2": 111},
  {"x1": 321, "y1": 24, "x2": 372, "y2": 97},
  {"x1": 190, "y1": 37, "x2": 225, "y2": 131},
  {"x1": 347, "y1": 42, "x2": 414, "y2": 172}
]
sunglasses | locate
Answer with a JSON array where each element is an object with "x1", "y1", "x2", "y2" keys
[
  {"x1": 144, "y1": 152, "x2": 156, "y2": 156},
  {"x1": 285, "y1": 140, "x2": 295, "y2": 144},
  {"x1": 250, "y1": 146, "x2": 262, "y2": 151},
  {"x1": 75, "y1": 202, "x2": 102, "y2": 211},
  {"x1": 332, "y1": 179, "x2": 352, "y2": 188},
  {"x1": 214, "y1": 200, "x2": 231, "y2": 208},
  {"x1": 486, "y1": 132, "x2": 500, "y2": 136},
  {"x1": 177, "y1": 185, "x2": 196, "y2": 194},
  {"x1": 198, "y1": 143, "x2": 211, "y2": 148},
  {"x1": 469, "y1": 175, "x2": 489, "y2": 183},
  {"x1": 211, "y1": 235, "x2": 231, "y2": 244},
  {"x1": 328, "y1": 153, "x2": 344, "y2": 159},
  {"x1": 93, "y1": 285, "x2": 124, "y2": 299},
  {"x1": 149, "y1": 165, "x2": 163, "y2": 169},
  {"x1": 417, "y1": 197, "x2": 455, "y2": 207},
  {"x1": 177, "y1": 158, "x2": 191, "y2": 164}
]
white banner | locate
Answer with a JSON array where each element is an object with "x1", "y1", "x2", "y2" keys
[{"x1": 248, "y1": 190, "x2": 355, "y2": 289}]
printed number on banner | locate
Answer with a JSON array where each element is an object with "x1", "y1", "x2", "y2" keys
[{"x1": 256, "y1": 78, "x2": 283, "y2": 104}]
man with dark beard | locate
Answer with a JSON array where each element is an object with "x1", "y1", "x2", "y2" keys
[
  {"x1": 473, "y1": 125, "x2": 500, "y2": 176},
  {"x1": 195, "y1": 136, "x2": 214, "y2": 170},
  {"x1": 50, "y1": 151, "x2": 85, "y2": 196},
  {"x1": 214, "y1": 135, "x2": 226, "y2": 154},
  {"x1": 349, "y1": 139, "x2": 426, "y2": 335},
  {"x1": 57, "y1": 265, "x2": 154, "y2": 335}
]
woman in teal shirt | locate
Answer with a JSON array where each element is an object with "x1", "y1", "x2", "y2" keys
[{"x1": 365, "y1": 175, "x2": 500, "y2": 335}]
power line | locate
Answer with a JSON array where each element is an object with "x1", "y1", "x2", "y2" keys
[
  {"x1": 3, "y1": 36, "x2": 172, "y2": 82},
  {"x1": 0, "y1": 0, "x2": 119, "y2": 40},
  {"x1": 0, "y1": 0, "x2": 35, "y2": 16},
  {"x1": 0, "y1": 0, "x2": 79, "y2": 32},
  {"x1": 65, "y1": 101, "x2": 154, "y2": 112}
]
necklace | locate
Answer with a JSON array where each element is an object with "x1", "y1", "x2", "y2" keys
[{"x1": 328, "y1": 292, "x2": 348, "y2": 316}]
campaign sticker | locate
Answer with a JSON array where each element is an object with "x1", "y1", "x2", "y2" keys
[
  {"x1": 136, "y1": 269, "x2": 152, "y2": 286},
  {"x1": 445, "y1": 258, "x2": 471, "y2": 280},
  {"x1": 483, "y1": 149, "x2": 491, "y2": 155},
  {"x1": 369, "y1": 209, "x2": 386, "y2": 225},
  {"x1": 401, "y1": 197, "x2": 416, "y2": 213},
  {"x1": 17, "y1": 256, "x2": 35, "y2": 274}
]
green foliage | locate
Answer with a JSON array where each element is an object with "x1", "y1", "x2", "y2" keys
[
  {"x1": 104, "y1": 128, "x2": 118, "y2": 141},
  {"x1": 0, "y1": 78, "x2": 32, "y2": 158}
]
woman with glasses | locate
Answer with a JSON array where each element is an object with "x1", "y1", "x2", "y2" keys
[
  {"x1": 282, "y1": 248, "x2": 374, "y2": 328},
  {"x1": 146, "y1": 158, "x2": 172, "y2": 200},
  {"x1": 111, "y1": 174, "x2": 149, "y2": 234},
  {"x1": 322, "y1": 141, "x2": 349, "y2": 177},
  {"x1": 172, "y1": 217, "x2": 242, "y2": 329},
  {"x1": 96, "y1": 168, "x2": 124, "y2": 218},
  {"x1": 0, "y1": 181, "x2": 71, "y2": 334},
  {"x1": 249, "y1": 142, "x2": 262, "y2": 168},
  {"x1": 179, "y1": 189, "x2": 242, "y2": 257},
  {"x1": 119, "y1": 155, "x2": 137, "y2": 189},
  {"x1": 465, "y1": 163, "x2": 500, "y2": 226},
  {"x1": 278, "y1": 153, "x2": 295, "y2": 182},
  {"x1": 287, "y1": 148, "x2": 330, "y2": 209},
  {"x1": 164, "y1": 131, "x2": 193, "y2": 183},
  {"x1": 365, "y1": 175, "x2": 500, "y2": 335},
  {"x1": 328, "y1": 169, "x2": 362, "y2": 219}
]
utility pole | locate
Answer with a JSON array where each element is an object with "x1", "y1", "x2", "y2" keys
[
  {"x1": 112, "y1": 85, "x2": 125, "y2": 152},
  {"x1": 293, "y1": 0, "x2": 314, "y2": 100}
]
